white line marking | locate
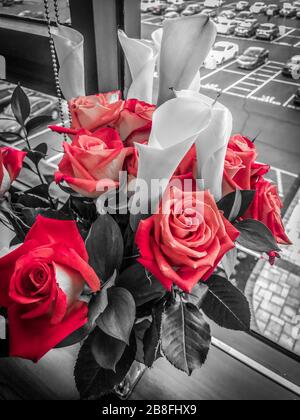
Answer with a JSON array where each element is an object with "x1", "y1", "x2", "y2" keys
[
  {"x1": 231, "y1": 86, "x2": 252, "y2": 92},
  {"x1": 247, "y1": 69, "x2": 282, "y2": 99},
  {"x1": 46, "y1": 153, "x2": 63, "y2": 164},
  {"x1": 274, "y1": 28, "x2": 295, "y2": 43},
  {"x1": 223, "y1": 63, "x2": 268, "y2": 94},
  {"x1": 248, "y1": 77, "x2": 267, "y2": 83},
  {"x1": 273, "y1": 79, "x2": 300, "y2": 87},
  {"x1": 225, "y1": 91, "x2": 246, "y2": 99},
  {"x1": 240, "y1": 81, "x2": 259, "y2": 87},
  {"x1": 223, "y1": 69, "x2": 245, "y2": 76},
  {"x1": 255, "y1": 73, "x2": 271, "y2": 78},
  {"x1": 201, "y1": 59, "x2": 239, "y2": 81},
  {"x1": 283, "y1": 94, "x2": 296, "y2": 108}
]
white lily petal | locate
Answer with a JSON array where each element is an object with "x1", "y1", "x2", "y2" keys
[
  {"x1": 158, "y1": 15, "x2": 217, "y2": 105},
  {"x1": 52, "y1": 24, "x2": 85, "y2": 100},
  {"x1": 118, "y1": 30, "x2": 156, "y2": 104},
  {"x1": 130, "y1": 96, "x2": 213, "y2": 228}
]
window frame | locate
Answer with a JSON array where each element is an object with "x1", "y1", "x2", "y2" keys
[{"x1": 0, "y1": 0, "x2": 299, "y2": 395}]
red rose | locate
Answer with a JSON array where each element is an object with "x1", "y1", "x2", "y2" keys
[
  {"x1": 223, "y1": 135, "x2": 270, "y2": 196},
  {"x1": 174, "y1": 145, "x2": 197, "y2": 177},
  {"x1": 0, "y1": 216, "x2": 100, "y2": 362},
  {"x1": 116, "y1": 99, "x2": 155, "y2": 145},
  {"x1": 55, "y1": 127, "x2": 133, "y2": 198},
  {"x1": 135, "y1": 187, "x2": 239, "y2": 293},
  {"x1": 69, "y1": 91, "x2": 123, "y2": 132},
  {"x1": 0, "y1": 147, "x2": 27, "y2": 197},
  {"x1": 244, "y1": 177, "x2": 291, "y2": 245}
]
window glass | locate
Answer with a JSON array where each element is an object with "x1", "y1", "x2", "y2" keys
[
  {"x1": 140, "y1": 0, "x2": 300, "y2": 358},
  {"x1": 0, "y1": 0, "x2": 71, "y2": 24}
]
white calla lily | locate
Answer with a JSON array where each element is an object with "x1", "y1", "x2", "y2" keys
[
  {"x1": 52, "y1": 24, "x2": 85, "y2": 100},
  {"x1": 118, "y1": 30, "x2": 157, "y2": 104}
]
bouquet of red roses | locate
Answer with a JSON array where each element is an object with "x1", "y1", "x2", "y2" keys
[{"x1": 0, "y1": 15, "x2": 290, "y2": 400}]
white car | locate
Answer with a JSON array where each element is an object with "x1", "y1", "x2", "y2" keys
[
  {"x1": 141, "y1": 0, "x2": 159, "y2": 12},
  {"x1": 203, "y1": 0, "x2": 224, "y2": 8},
  {"x1": 205, "y1": 41, "x2": 239, "y2": 66},
  {"x1": 236, "y1": 1, "x2": 249, "y2": 11},
  {"x1": 216, "y1": 18, "x2": 238, "y2": 35},
  {"x1": 250, "y1": 2, "x2": 267, "y2": 14}
]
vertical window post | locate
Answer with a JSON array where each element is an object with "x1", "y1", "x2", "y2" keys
[{"x1": 70, "y1": 0, "x2": 140, "y2": 95}]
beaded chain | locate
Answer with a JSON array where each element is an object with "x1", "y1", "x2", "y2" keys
[{"x1": 43, "y1": 0, "x2": 72, "y2": 131}]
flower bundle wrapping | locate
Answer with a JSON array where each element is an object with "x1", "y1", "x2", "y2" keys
[{"x1": 0, "y1": 15, "x2": 291, "y2": 399}]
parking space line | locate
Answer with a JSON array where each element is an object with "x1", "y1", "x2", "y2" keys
[
  {"x1": 283, "y1": 95, "x2": 296, "y2": 108},
  {"x1": 273, "y1": 79, "x2": 300, "y2": 87},
  {"x1": 273, "y1": 28, "x2": 295, "y2": 43},
  {"x1": 247, "y1": 69, "x2": 282, "y2": 99},
  {"x1": 201, "y1": 59, "x2": 239, "y2": 81},
  {"x1": 225, "y1": 91, "x2": 246, "y2": 99},
  {"x1": 232, "y1": 86, "x2": 252, "y2": 92},
  {"x1": 223, "y1": 63, "x2": 268, "y2": 94},
  {"x1": 248, "y1": 77, "x2": 267, "y2": 83},
  {"x1": 241, "y1": 82, "x2": 259, "y2": 87},
  {"x1": 223, "y1": 69, "x2": 245, "y2": 76}
]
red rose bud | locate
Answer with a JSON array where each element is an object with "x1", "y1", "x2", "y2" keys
[
  {"x1": 49, "y1": 125, "x2": 79, "y2": 136},
  {"x1": 268, "y1": 251, "x2": 281, "y2": 266},
  {"x1": 0, "y1": 147, "x2": 27, "y2": 197}
]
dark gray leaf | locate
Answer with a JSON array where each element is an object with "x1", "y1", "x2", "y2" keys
[
  {"x1": 161, "y1": 301, "x2": 211, "y2": 376},
  {"x1": 96, "y1": 287, "x2": 136, "y2": 345},
  {"x1": 236, "y1": 219, "x2": 281, "y2": 253},
  {"x1": 11, "y1": 85, "x2": 30, "y2": 127},
  {"x1": 92, "y1": 328, "x2": 127, "y2": 372},
  {"x1": 117, "y1": 263, "x2": 166, "y2": 307},
  {"x1": 201, "y1": 275, "x2": 251, "y2": 331},
  {"x1": 218, "y1": 190, "x2": 256, "y2": 221},
  {"x1": 74, "y1": 330, "x2": 136, "y2": 399},
  {"x1": 86, "y1": 214, "x2": 124, "y2": 282}
]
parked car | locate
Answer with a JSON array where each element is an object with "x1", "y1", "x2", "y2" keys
[
  {"x1": 297, "y1": 9, "x2": 300, "y2": 18},
  {"x1": 216, "y1": 18, "x2": 238, "y2": 35},
  {"x1": 201, "y1": 8, "x2": 218, "y2": 17},
  {"x1": 163, "y1": 11, "x2": 180, "y2": 19},
  {"x1": 237, "y1": 47, "x2": 269, "y2": 69},
  {"x1": 205, "y1": 41, "x2": 239, "y2": 66},
  {"x1": 203, "y1": 0, "x2": 224, "y2": 8},
  {"x1": 265, "y1": 4, "x2": 280, "y2": 16},
  {"x1": 282, "y1": 56, "x2": 300, "y2": 79},
  {"x1": 0, "y1": 94, "x2": 60, "y2": 142},
  {"x1": 236, "y1": 1, "x2": 249, "y2": 11},
  {"x1": 152, "y1": 3, "x2": 168, "y2": 15},
  {"x1": 256, "y1": 23, "x2": 280, "y2": 40},
  {"x1": 250, "y1": 2, "x2": 267, "y2": 14},
  {"x1": 141, "y1": 0, "x2": 159, "y2": 13},
  {"x1": 235, "y1": 20, "x2": 256, "y2": 37},
  {"x1": 0, "y1": 83, "x2": 14, "y2": 111},
  {"x1": 235, "y1": 11, "x2": 254, "y2": 21},
  {"x1": 219, "y1": 10, "x2": 236, "y2": 19},
  {"x1": 293, "y1": 1, "x2": 300, "y2": 8},
  {"x1": 246, "y1": 18, "x2": 260, "y2": 29},
  {"x1": 165, "y1": 3, "x2": 186, "y2": 13},
  {"x1": 1, "y1": 0, "x2": 14, "y2": 6},
  {"x1": 181, "y1": 4, "x2": 202, "y2": 16},
  {"x1": 280, "y1": 3, "x2": 297, "y2": 17},
  {"x1": 293, "y1": 88, "x2": 300, "y2": 106}
]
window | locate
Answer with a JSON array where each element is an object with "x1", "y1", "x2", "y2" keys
[
  {"x1": 0, "y1": 0, "x2": 71, "y2": 24},
  {"x1": 0, "y1": 0, "x2": 299, "y2": 395}
]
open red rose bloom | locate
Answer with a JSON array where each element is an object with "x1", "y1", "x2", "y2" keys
[
  {"x1": 0, "y1": 216, "x2": 100, "y2": 362},
  {"x1": 136, "y1": 188, "x2": 240, "y2": 293}
]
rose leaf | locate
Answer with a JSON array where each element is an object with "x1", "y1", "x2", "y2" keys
[
  {"x1": 161, "y1": 300, "x2": 211, "y2": 376},
  {"x1": 86, "y1": 214, "x2": 124, "y2": 282},
  {"x1": 11, "y1": 84, "x2": 31, "y2": 127},
  {"x1": 201, "y1": 274, "x2": 251, "y2": 332},
  {"x1": 96, "y1": 287, "x2": 136, "y2": 345},
  {"x1": 116, "y1": 263, "x2": 167, "y2": 307},
  {"x1": 218, "y1": 190, "x2": 256, "y2": 221},
  {"x1": 91, "y1": 328, "x2": 127, "y2": 373},
  {"x1": 74, "y1": 330, "x2": 136, "y2": 399},
  {"x1": 235, "y1": 219, "x2": 281, "y2": 253}
]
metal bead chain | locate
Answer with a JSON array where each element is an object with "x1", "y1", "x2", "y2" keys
[
  {"x1": 43, "y1": 0, "x2": 66, "y2": 130},
  {"x1": 53, "y1": 0, "x2": 61, "y2": 25}
]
